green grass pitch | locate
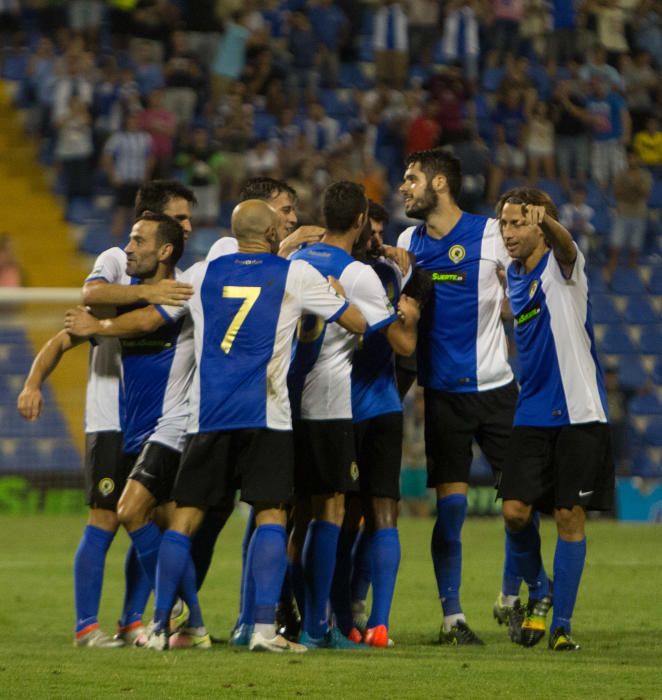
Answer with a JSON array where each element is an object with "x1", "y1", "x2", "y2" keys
[{"x1": 1, "y1": 514, "x2": 660, "y2": 699}]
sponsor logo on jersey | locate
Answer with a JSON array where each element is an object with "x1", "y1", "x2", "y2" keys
[
  {"x1": 98, "y1": 478, "x2": 115, "y2": 496},
  {"x1": 529, "y1": 280, "x2": 539, "y2": 298},
  {"x1": 448, "y1": 245, "x2": 466, "y2": 263},
  {"x1": 350, "y1": 461, "x2": 359, "y2": 481},
  {"x1": 234, "y1": 259, "x2": 263, "y2": 265},
  {"x1": 431, "y1": 271, "x2": 466, "y2": 283},
  {"x1": 515, "y1": 305, "x2": 541, "y2": 326}
]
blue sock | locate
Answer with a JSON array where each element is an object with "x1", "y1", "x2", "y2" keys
[
  {"x1": 191, "y1": 508, "x2": 229, "y2": 590},
  {"x1": 119, "y1": 544, "x2": 151, "y2": 628},
  {"x1": 289, "y1": 560, "x2": 305, "y2": 622},
  {"x1": 74, "y1": 525, "x2": 115, "y2": 634},
  {"x1": 180, "y1": 555, "x2": 204, "y2": 629},
  {"x1": 129, "y1": 522, "x2": 161, "y2": 587},
  {"x1": 351, "y1": 528, "x2": 371, "y2": 602},
  {"x1": 236, "y1": 509, "x2": 256, "y2": 627},
  {"x1": 250, "y1": 524, "x2": 288, "y2": 625},
  {"x1": 506, "y1": 516, "x2": 550, "y2": 601},
  {"x1": 237, "y1": 526, "x2": 257, "y2": 627},
  {"x1": 551, "y1": 537, "x2": 586, "y2": 634},
  {"x1": 367, "y1": 527, "x2": 401, "y2": 629},
  {"x1": 154, "y1": 530, "x2": 193, "y2": 632},
  {"x1": 330, "y1": 527, "x2": 357, "y2": 635},
  {"x1": 302, "y1": 519, "x2": 340, "y2": 639},
  {"x1": 431, "y1": 494, "x2": 467, "y2": 616},
  {"x1": 502, "y1": 528, "x2": 522, "y2": 597}
]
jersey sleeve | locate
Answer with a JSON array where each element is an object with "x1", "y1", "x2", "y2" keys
[
  {"x1": 206, "y1": 236, "x2": 239, "y2": 261},
  {"x1": 396, "y1": 226, "x2": 416, "y2": 252},
  {"x1": 85, "y1": 247, "x2": 127, "y2": 284},
  {"x1": 488, "y1": 218, "x2": 511, "y2": 270},
  {"x1": 290, "y1": 259, "x2": 349, "y2": 322},
  {"x1": 155, "y1": 263, "x2": 200, "y2": 323},
  {"x1": 352, "y1": 265, "x2": 398, "y2": 335}
]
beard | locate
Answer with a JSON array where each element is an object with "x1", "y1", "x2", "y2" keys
[{"x1": 405, "y1": 185, "x2": 438, "y2": 221}]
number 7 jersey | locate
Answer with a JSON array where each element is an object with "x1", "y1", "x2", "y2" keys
[{"x1": 157, "y1": 253, "x2": 349, "y2": 433}]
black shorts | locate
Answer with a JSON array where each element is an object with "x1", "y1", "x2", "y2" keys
[
  {"x1": 84, "y1": 431, "x2": 128, "y2": 510},
  {"x1": 172, "y1": 428, "x2": 294, "y2": 509},
  {"x1": 498, "y1": 423, "x2": 615, "y2": 514},
  {"x1": 294, "y1": 419, "x2": 358, "y2": 496},
  {"x1": 115, "y1": 183, "x2": 140, "y2": 208},
  {"x1": 424, "y1": 380, "x2": 518, "y2": 487},
  {"x1": 354, "y1": 412, "x2": 403, "y2": 501},
  {"x1": 128, "y1": 441, "x2": 181, "y2": 504}
]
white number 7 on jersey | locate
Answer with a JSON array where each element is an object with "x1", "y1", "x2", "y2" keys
[{"x1": 221, "y1": 286, "x2": 261, "y2": 354}]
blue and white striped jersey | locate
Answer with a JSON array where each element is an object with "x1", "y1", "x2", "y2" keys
[
  {"x1": 398, "y1": 213, "x2": 513, "y2": 393},
  {"x1": 158, "y1": 253, "x2": 349, "y2": 433},
  {"x1": 351, "y1": 257, "x2": 405, "y2": 422},
  {"x1": 288, "y1": 242, "x2": 398, "y2": 420},
  {"x1": 506, "y1": 244, "x2": 608, "y2": 427}
]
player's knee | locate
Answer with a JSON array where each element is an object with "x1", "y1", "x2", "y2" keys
[
  {"x1": 554, "y1": 507, "x2": 585, "y2": 539},
  {"x1": 116, "y1": 498, "x2": 147, "y2": 531},
  {"x1": 88, "y1": 507, "x2": 119, "y2": 533},
  {"x1": 372, "y1": 497, "x2": 398, "y2": 529},
  {"x1": 502, "y1": 500, "x2": 531, "y2": 532}
]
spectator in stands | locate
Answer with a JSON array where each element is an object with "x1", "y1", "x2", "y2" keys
[
  {"x1": 52, "y1": 49, "x2": 94, "y2": 126},
  {"x1": 162, "y1": 30, "x2": 204, "y2": 126},
  {"x1": 67, "y1": 0, "x2": 104, "y2": 49},
  {"x1": 586, "y1": 78, "x2": 630, "y2": 191},
  {"x1": 520, "y1": 0, "x2": 550, "y2": 61},
  {"x1": 133, "y1": 39, "x2": 164, "y2": 98},
  {"x1": 55, "y1": 94, "x2": 94, "y2": 207},
  {"x1": 175, "y1": 127, "x2": 223, "y2": 226},
  {"x1": 138, "y1": 88, "x2": 176, "y2": 179},
  {"x1": 269, "y1": 107, "x2": 301, "y2": 152},
  {"x1": 303, "y1": 100, "x2": 343, "y2": 153},
  {"x1": 633, "y1": 116, "x2": 662, "y2": 174},
  {"x1": 26, "y1": 36, "x2": 57, "y2": 137},
  {"x1": 549, "y1": 0, "x2": 578, "y2": 63},
  {"x1": 607, "y1": 149, "x2": 653, "y2": 275},
  {"x1": 211, "y1": 11, "x2": 252, "y2": 103},
  {"x1": 116, "y1": 66, "x2": 142, "y2": 116},
  {"x1": 287, "y1": 10, "x2": 319, "y2": 106},
  {"x1": 446, "y1": 126, "x2": 493, "y2": 214},
  {"x1": 0, "y1": 233, "x2": 22, "y2": 288},
  {"x1": 211, "y1": 91, "x2": 252, "y2": 200},
  {"x1": 441, "y1": 0, "x2": 481, "y2": 84},
  {"x1": 401, "y1": 387, "x2": 431, "y2": 517},
  {"x1": 551, "y1": 79, "x2": 591, "y2": 193},
  {"x1": 491, "y1": 0, "x2": 524, "y2": 59},
  {"x1": 129, "y1": 0, "x2": 179, "y2": 45},
  {"x1": 622, "y1": 51, "x2": 657, "y2": 135},
  {"x1": 245, "y1": 137, "x2": 279, "y2": 179},
  {"x1": 373, "y1": 1, "x2": 409, "y2": 90},
  {"x1": 242, "y1": 47, "x2": 287, "y2": 109},
  {"x1": 579, "y1": 45, "x2": 624, "y2": 91},
  {"x1": 633, "y1": 0, "x2": 662, "y2": 69},
  {"x1": 308, "y1": 0, "x2": 348, "y2": 88},
  {"x1": 559, "y1": 186, "x2": 597, "y2": 258},
  {"x1": 407, "y1": 0, "x2": 441, "y2": 60},
  {"x1": 526, "y1": 101, "x2": 555, "y2": 183},
  {"x1": 426, "y1": 66, "x2": 471, "y2": 145},
  {"x1": 92, "y1": 59, "x2": 122, "y2": 155},
  {"x1": 102, "y1": 111, "x2": 154, "y2": 239},
  {"x1": 492, "y1": 87, "x2": 527, "y2": 178},
  {"x1": 405, "y1": 98, "x2": 441, "y2": 154},
  {"x1": 596, "y1": 0, "x2": 629, "y2": 63}
]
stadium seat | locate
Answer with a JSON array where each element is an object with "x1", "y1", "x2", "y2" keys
[
  {"x1": 591, "y1": 294, "x2": 621, "y2": 324},
  {"x1": 652, "y1": 358, "x2": 662, "y2": 384},
  {"x1": 643, "y1": 417, "x2": 662, "y2": 447},
  {"x1": 587, "y1": 270, "x2": 609, "y2": 294},
  {"x1": 629, "y1": 392, "x2": 662, "y2": 416},
  {"x1": 649, "y1": 267, "x2": 662, "y2": 294},
  {"x1": 630, "y1": 450, "x2": 662, "y2": 477},
  {"x1": 623, "y1": 297, "x2": 659, "y2": 324},
  {"x1": 609, "y1": 269, "x2": 647, "y2": 295},
  {"x1": 65, "y1": 196, "x2": 95, "y2": 225},
  {"x1": 534, "y1": 179, "x2": 566, "y2": 206},
  {"x1": 601, "y1": 325, "x2": 637, "y2": 354},
  {"x1": 639, "y1": 325, "x2": 662, "y2": 354},
  {"x1": 618, "y1": 359, "x2": 648, "y2": 392}
]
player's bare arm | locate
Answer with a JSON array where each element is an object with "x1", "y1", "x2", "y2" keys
[
  {"x1": 382, "y1": 245, "x2": 414, "y2": 275},
  {"x1": 64, "y1": 304, "x2": 166, "y2": 338},
  {"x1": 17, "y1": 329, "x2": 85, "y2": 421},
  {"x1": 528, "y1": 204, "x2": 576, "y2": 269},
  {"x1": 82, "y1": 278, "x2": 193, "y2": 307}
]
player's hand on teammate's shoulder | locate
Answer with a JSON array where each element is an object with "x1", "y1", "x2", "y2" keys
[
  {"x1": 397, "y1": 293, "x2": 421, "y2": 325},
  {"x1": 279, "y1": 226, "x2": 325, "y2": 257},
  {"x1": 327, "y1": 275, "x2": 346, "y2": 298},
  {"x1": 145, "y1": 278, "x2": 194, "y2": 306},
  {"x1": 382, "y1": 245, "x2": 412, "y2": 275},
  {"x1": 64, "y1": 305, "x2": 100, "y2": 338},
  {"x1": 17, "y1": 386, "x2": 43, "y2": 421}
]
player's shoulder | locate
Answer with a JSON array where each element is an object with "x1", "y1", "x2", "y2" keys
[
  {"x1": 397, "y1": 225, "x2": 418, "y2": 250},
  {"x1": 206, "y1": 236, "x2": 239, "y2": 261}
]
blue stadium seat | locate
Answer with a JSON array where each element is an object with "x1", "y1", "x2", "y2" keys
[
  {"x1": 65, "y1": 196, "x2": 95, "y2": 224},
  {"x1": 339, "y1": 63, "x2": 371, "y2": 90},
  {"x1": 647, "y1": 177, "x2": 662, "y2": 209},
  {"x1": 79, "y1": 223, "x2": 113, "y2": 255},
  {"x1": 534, "y1": 179, "x2": 566, "y2": 206},
  {"x1": 619, "y1": 359, "x2": 647, "y2": 392},
  {"x1": 652, "y1": 358, "x2": 662, "y2": 384},
  {"x1": 591, "y1": 294, "x2": 621, "y2": 324},
  {"x1": 591, "y1": 207, "x2": 612, "y2": 236},
  {"x1": 49, "y1": 443, "x2": 83, "y2": 472},
  {"x1": 252, "y1": 111, "x2": 277, "y2": 140},
  {"x1": 587, "y1": 270, "x2": 608, "y2": 294},
  {"x1": 643, "y1": 417, "x2": 662, "y2": 447},
  {"x1": 187, "y1": 227, "x2": 219, "y2": 259},
  {"x1": 629, "y1": 392, "x2": 662, "y2": 416},
  {"x1": 623, "y1": 297, "x2": 658, "y2": 324},
  {"x1": 601, "y1": 325, "x2": 637, "y2": 354},
  {"x1": 630, "y1": 450, "x2": 662, "y2": 477},
  {"x1": 649, "y1": 267, "x2": 662, "y2": 294},
  {"x1": 610, "y1": 269, "x2": 647, "y2": 295},
  {"x1": 0, "y1": 328, "x2": 28, "y2": 343},
  {"x1": 639, "y1": 325, "x2": 662, "y2": 354}
]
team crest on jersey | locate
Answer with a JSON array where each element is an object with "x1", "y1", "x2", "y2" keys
[
  {"x1": 98, "y1": 478, "x2": 115, "y2": 497},
  {"x1": 350, "y1": 461, "x2": 359, "y2": 481},
  {"x1": 529, "y1": 280, "x2": 539, "y2": 298},
  {"x1": 448, "y1": 245, "x2": 466, "y2": 264}
]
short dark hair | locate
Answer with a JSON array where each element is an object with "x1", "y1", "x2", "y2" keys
[
  {"x1": 495, "y1": 186, "x2": 559, "y2": 221},
  {"x1": 368, "y1": 200, "x2": 389, "y2": 225},
  {"x1": 239, "y1": 177, "x2": 297, "y2": 203},
  {"x1": 136, "y1": 212, "x2": 184, "y2": 265},
  {"x1": 322, "y1": 181, "x2": 367, "y2": 232},
  {"x1": 405, "y1": 148, "x2": 462, "y2": 202},
  {"x1": 134, "y1": 180, "x2": 197, "y2": 219}
]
